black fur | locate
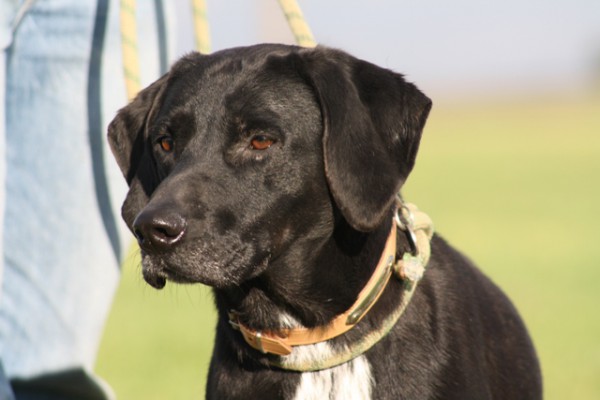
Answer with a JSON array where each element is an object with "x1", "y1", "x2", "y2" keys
[{"x1": 108, "y1": 44, "x2": 542, "y2": 399}]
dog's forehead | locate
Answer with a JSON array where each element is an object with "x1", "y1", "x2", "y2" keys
[
  {"x1": 159, "y1": 48, "x2": 313, "y2": 125},
  {"x1": 170, "y1": 47, "x2": 294, "y2": 92}
]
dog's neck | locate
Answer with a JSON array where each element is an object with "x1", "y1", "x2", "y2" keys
[
  {"x1": 214, "y1": 211, "x2": 402, "y2": 337},
  {"x1": 212, "y1": 202, "x2": 434, "y2": 371}
]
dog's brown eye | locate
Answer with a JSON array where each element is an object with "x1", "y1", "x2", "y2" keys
[
  {"x1": 159, "y1": 136, "x2": 174, "y2": 153},
  {"x1": 250, "y1": 135, "x2": 275, "y2": 150}
]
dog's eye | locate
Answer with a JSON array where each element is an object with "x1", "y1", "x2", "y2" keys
[
  {"x1": 158, "y1": 136, "x2": 174, "y2": 153},
  {"x1": 250, "y1": 135, "x2": 275, "y2": 150},
  {"x1": 250, "y1": 135, "x2": 275, "y2": 151}
]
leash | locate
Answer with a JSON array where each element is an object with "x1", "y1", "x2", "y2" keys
[
  {"x1": 119, "y1": 0, "x2": 141, "y2": 100},
  {"x1": 230, "y1": 200, "x2": 434, "y2": 371},
  {"x1": 276, "y1": 0, "x2": 317, "y2": 48},
  {"x1": 191, "y1": 0, "x2": 211, "y2": 54},
  {"x1": 119, "y1": 0, "x2": 315, "y2": 100}
]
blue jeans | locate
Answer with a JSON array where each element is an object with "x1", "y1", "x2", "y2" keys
[{"x1": 0, "y1": 0, "x2": 172, "y2": 398}]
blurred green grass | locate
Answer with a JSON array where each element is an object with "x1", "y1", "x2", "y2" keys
[{"x1": 95, "y1": 95, "x2": 600, "y2": 399}]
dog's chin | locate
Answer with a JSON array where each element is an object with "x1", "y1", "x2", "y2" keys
[
  {"x1": 141, "y1": 263, "x2": 198, "y2": 289},
  {"x1": 141, "y1": 258, "x2": 230, "y2": 290},
  {"x1": 140, "y1": 250, "x2": 271, "y2": 290},
  {"x1": 142, "y1": 267, "x2": 167, "y2": 289}
]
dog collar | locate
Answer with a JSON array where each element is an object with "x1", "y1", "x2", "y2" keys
[{"x1": 228, "y1": 202, "x2": 434, "y2": 371}]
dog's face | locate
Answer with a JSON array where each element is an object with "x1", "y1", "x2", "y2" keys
[{"x1": 108, "y1": 44, "x2": 431, "y2": 290}]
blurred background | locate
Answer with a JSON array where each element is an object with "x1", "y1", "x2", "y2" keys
[{"x1": 95, "y1": 0, "x2": 600, "y2": 398}]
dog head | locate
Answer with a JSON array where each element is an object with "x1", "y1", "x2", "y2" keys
[{"x1": 108, "y1": 44, "x2": 431, "y2": 290}]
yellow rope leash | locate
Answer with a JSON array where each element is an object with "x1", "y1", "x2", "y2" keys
[
  {"x1": 191, "y1": 0, "x2": 211, "y2": 54},
  {"x1": 276, "y1": 0, "x2": 317, "y2": 48},
  {"x1": 119, "y1": 0, "x2": 315, "y2": 97},
  {"x1": 119, "y1": 0, "x2": 141, "y2": 101}
]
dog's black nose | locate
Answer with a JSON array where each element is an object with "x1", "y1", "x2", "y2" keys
[{"x1": 133, "y1": 209, "x2": 186, "y2": 252}]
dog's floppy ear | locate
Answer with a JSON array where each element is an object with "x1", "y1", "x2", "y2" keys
[
  {"x1": 108, "y1": 75, "x2": 168, "y2": 184},
  {"x1": 108, "y1": 74, "x2": 167, "y2": 227},
  {"x1": 297, "y1": 48, "x2": 432, "y2": 232}
]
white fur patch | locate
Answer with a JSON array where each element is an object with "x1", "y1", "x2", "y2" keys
[
  {"x1": 277, "y1": 312, "x2": 373, "y2": 399},
  {"x1": 279, "y1": 312, "x2": 302, "y2": 329},
  {"x1": 291, "y1": 351, "x2": 373, "y2": 400}
]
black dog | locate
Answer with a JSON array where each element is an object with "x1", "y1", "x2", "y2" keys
[{"x1": 108, "y1": 44, "x2": 542, "y2": 399}]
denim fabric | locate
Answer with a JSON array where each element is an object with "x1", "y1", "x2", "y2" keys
[
  {"x1": 0, "y1": 362, "x2": 15, "y2": 400},
  {"x1": 0, "y1": 2, "x2": 17, "y2": 397},
  {"x1": 0, "y1": 0, "x2": 171, "y2": 397}
]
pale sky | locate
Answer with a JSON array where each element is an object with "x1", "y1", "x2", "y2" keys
[{"x1": 172, "y1": 0, "x2": 600, "y2": 100}]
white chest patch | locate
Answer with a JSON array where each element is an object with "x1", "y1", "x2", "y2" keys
[
  {"x1": 291, "y1": 352, "x2": 373, "y2": 400},
  {"x1": 276, "y1": 313, "x2": 373, "y2": 399}
]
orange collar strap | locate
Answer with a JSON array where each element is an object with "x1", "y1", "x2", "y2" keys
[
  {"x1": 228, "y1": 202, "x2": 434, "y2": 365},
  {"x1": 229, "y1": 225, "x2": 397, "y2": 356}
]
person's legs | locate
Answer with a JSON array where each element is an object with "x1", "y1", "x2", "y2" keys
[
  {"x1": 0, "y1": 49, "x2": 12, "y2": 400},
  {"x1": 0, "y1": 0, "x2": 170, "y2": 398},
  {"x1": 0, "y1": 0, "x2": 14, "y2": 290},
  {"x1": 1, "y1": 0, "x2": 122, "y2": 384},
  {"x1": 0, "y1": 1, "x2": 17, "y2": 398}
]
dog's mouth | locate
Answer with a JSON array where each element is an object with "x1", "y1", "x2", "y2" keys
[
  {"x1": 141, "y1": 255, "x2": 203, "y2": 289},
  {"x1": 138, "y1": 243, "x2": 272, "y2": 290}
]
